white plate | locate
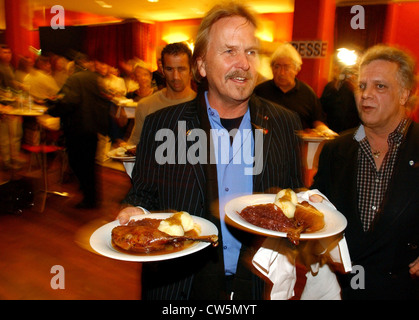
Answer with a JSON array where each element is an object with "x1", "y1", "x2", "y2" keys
[
  {"x1": 107, "y1": 146, "x2": 136, "y2": 161},
  {"x1": 89, "y1": 213, "x2": 219, "y2": 262},
  {"x1": 225, "y1": 194, "x2": 347, "y2": 239}
]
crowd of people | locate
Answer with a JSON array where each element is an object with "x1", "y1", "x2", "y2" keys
[{"x1": 1, "y1": 1, "x2": 419, "y2": 300}]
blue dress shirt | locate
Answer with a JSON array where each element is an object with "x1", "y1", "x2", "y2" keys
[{"x1": 205, "y1": 92, "x2": 254, "y2": 275}]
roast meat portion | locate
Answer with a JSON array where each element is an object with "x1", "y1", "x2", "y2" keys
[
  {"x1": 239, "y1": 200, "x2": 325, "y2": 245},
  {"x1": 111, "y1": 218, "x2": 218, "y2": 253}
]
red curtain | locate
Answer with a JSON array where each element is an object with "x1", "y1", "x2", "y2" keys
[
  {"x1": 84, "y1": 19, "x2": 155, "y2": 68},
  {"x1": 335, "y1": 5, "x2": 388, "y2": 52}
]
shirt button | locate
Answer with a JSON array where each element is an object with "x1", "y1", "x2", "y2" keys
[
  {"x1": 375, "y1": 178, "x2": 380, "y2": 183},
  {"x1": 225, "y1": 187, "x2": 229, "y2": 192},
  {"x1": 223, "y1": 245, "x2": 227, "y2": 250},
  {"x1": 372, "y1": 205, "x2": 377, "y2": 210}
]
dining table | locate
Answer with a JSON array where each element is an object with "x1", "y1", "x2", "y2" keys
[
  {"x1": 5, "y1": 103, "x2": 69, "y2": 211},
  {"x1": 298, "y1": 130, "x2": 337, "y2": 187}
]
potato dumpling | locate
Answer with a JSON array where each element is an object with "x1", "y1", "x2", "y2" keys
[
  {"x1": 157, "y1": 211, "x2": 196, "y2": 236},
  {"x1": 158, "y1": 220, "x2": 184, "y2": 236},
  {"x1": 274, "y1": 189, "x2": 298, "y2": 218}
]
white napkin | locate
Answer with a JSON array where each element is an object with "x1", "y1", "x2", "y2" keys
[
  {"x1": 123, "y1": 161, "x2": 135, "y2": 178},
  {"x1": 252, "y1": 190, "x2": 352, "y2": 300},
  {"x1": 300, "y1": 189, "x2": 352, "y2": 274},
  {"x1": 253, "y1": 237, "x2": 297, "y2": 300}
]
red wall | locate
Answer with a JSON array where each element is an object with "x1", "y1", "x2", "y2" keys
[
  {"x1": 292, "y1": 0, "x2": 336, "y2": 95},
  {"x1": 383, "y1": 2, "x2": 419, "y2": 115},
  {"x1": 384, "y1": 3, "x2": 419, "y2": 67}
]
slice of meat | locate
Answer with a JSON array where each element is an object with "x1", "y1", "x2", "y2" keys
[
  {"x1": 238, "y1": 201, "x2": 325, "y2": 245},
  {"x1": 111, "y1": 221, "x2": 218, "y2": 253}
]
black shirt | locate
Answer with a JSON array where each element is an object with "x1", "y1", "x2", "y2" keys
[
  {"x1": 220, "y1": 115, "x2": 244, "y2": 144},
  {"x1": 320, "y1": 80, "x2": 360, "y2": 133},
  {"x1": 254, "y1": 78, "x2": 325, "y2": 129}
]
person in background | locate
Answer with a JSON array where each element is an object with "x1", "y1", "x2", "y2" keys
[
  {"x1": 127, "y1": 61, "x2": 156, "y2": 102},
  {"x1": 254, "y1": 42, "x2": 336, "y2": 136},
  {"x1": 104, "y1": 66, "x2": 127, "y2": 97},
  {"x1": 116, "y1": 2, "x2": 304, "y2": 300},
  {"x1": 47, "y1": 55, "x2": 111, "y2": 209},
  {"x1": 14, "y1": 56, "x2": 33, "y2": 85},
  {"x1": 69, "y1": 52, "x2": 93, "y2": 75},
  {"x1": 127, "y1": 42, "x2": 196, "y2": 146},
  {"x1": 152, "y1": 44, "x2": 166, "y2": 91},
  {"x1": 51, "y1": 55, "x2": 70, "y2": 89},
  {"x1": 0, "y1": 45, "x2": 17, "y2": 90},
  {"x1": 119, "y1": 58, "x2": 139, "y2": 97},
  {"x1": 320, "y1": 60, "x2": 360, "y2": 133},
  {"x1": 311, "y1": 44, "x2": 419, "y2": 299},
  {"x1": 0, "y1": 45, "x2": 24, "y2": 170},
  {"x1": 24, "y1": 55, "x2": 60, "y2": 102}
]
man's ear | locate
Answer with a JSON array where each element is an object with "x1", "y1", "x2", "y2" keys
[
  {"x1": 399, "y1": 88, "x2": 410, "y2": 106},
  {"x1": 196, "y1": 57, "x2": 207, "y2": 78}
]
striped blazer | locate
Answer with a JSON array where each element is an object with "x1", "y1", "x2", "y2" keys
[{"x1": 124, "y1": 91, "x2": 304, "y2": 300}]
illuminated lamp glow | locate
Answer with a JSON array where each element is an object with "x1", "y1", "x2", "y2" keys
[
  {"x1": 162, "y1": 33, "x2": 189, "y2": 44},
  {"x1": 337, "y1": 48, "x2": 358, "y2": 66},
  {"x1": 95, "y1": 1, "x2": 112, "y2": 8},
  {"x1": 256, "y1": 31, "x2": 273, "y2": 42}
]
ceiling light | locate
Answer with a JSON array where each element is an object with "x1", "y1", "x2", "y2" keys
[
  {"x1": 148, "y1": 0, "x2": 159, "y2": 3},
  {"x1": 95, "y1": 1, "x2": 112, "y2": 8}
]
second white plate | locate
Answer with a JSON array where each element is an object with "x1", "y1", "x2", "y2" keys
[{"x1": 225, "y1": 194, "x2": 347, "y2": 239}]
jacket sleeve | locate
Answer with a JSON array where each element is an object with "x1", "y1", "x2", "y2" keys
[
  {"x1": 47, "y1": 75, "x2": 81, "y2": 118},
  {"x1": 310, "y1": 139, "x2": 333, "y2": 194},
  {"x1": 122, "y1": 114, "x2": 159, "y2": 209}
]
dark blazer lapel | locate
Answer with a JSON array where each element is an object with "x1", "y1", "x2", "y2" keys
[
  {"x1": 333, "y1": 137, "x2": 363, "y2": 231},
  {"x1": 249, "y1": 95, "x2": 271, "y2": 190},
  {"x1": 369, "y1": 124, "x2": 419, "y2": 238}
]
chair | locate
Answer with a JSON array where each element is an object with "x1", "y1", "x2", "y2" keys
[{"x1": 21, "y1": 120, "x2": 69, "y2": 212}]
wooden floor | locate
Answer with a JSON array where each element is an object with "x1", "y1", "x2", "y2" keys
[
  {"x1": 0, "y1": 157, "x2": 141, "y2": 300},
  {"x1": 0, "y1": 154, "x2": 305, "y2": 300}
]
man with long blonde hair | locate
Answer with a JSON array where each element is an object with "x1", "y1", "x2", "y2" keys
[{"x1": 117, "y1": 2, "x2": 304, "y2": 300}]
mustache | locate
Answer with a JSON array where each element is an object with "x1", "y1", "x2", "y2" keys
[{"x1": 225, "y1": 70, "x2": 253, "y2": 81}]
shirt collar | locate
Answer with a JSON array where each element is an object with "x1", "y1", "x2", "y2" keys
[
  {"x1": 354, "y1": 117, "x2": 411, "y2": 143},
  {"x1": 204, "y1": 91, "x2": 251, "y2": 127},
  {"x1": 274, "y1": 78, "x2": 300, "y2": 94}
]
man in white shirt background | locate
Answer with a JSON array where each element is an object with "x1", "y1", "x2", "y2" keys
[{"x1": 127, "y1": 42, "x2": 196, "y2": 146}]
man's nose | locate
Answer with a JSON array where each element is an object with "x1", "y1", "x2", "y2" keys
[{"x1": 235, "y1": 52, "x2": 250, "y2": 70}]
